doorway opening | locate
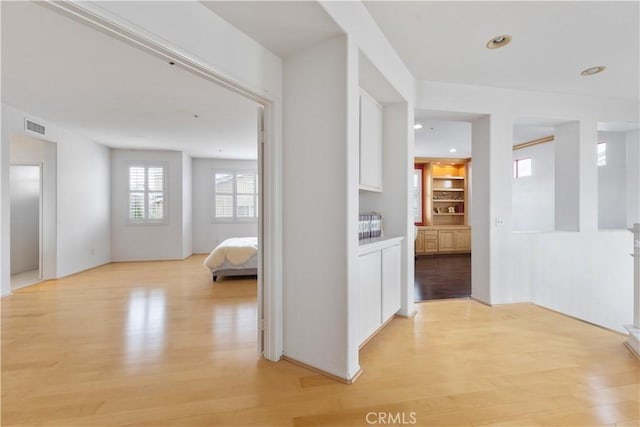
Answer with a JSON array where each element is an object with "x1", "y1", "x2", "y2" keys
[
  {"x1": 413, "y1": 110, "x2": 477, "y2": 301},
  {"x1": 4, "y1": 0, "x2": 281, "y2": 360},
  {"x1": 9, "y1": 164, "x2": 42, "y2": 290}
]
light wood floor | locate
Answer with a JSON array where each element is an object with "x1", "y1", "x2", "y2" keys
[{"x1": 2, "y1": 256, "x2": 638, "y2": 426}]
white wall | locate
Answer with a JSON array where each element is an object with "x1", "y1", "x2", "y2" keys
[
  {"x1": 1, "y1": 104, "x2": 111, "y2": 294},
  {"x1": 512, "y1": 142, "x2": 555, "y2": 232},
  {"x1": 111, "y1": 149, "x2": 185, "y2": 261},
  {"x1": 628, "y1": 130, "x2": 640, "y2": 226},
  {"x1": 182, "y1": 153, "x2": 193, "y2": 258},
  {"x1": 9, "y1": 165, "x2": 39, "y2": 274},
  {"x1": 55, "y1": 124, "x2": 111, "y2": 277},
  {"x1": 598, "y1": 131, "x2": 627, "y2": 229},
  {"x1": 283, "y1": 36, "x2": 353, "y2": 379},
  {"x1": 531, "y1": 232, "x2": 633, "y2": 333},
  {"x1": 192, "y1": 158, "x2": 258, "y2": 254}
]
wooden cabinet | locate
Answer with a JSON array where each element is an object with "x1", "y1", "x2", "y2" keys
[
  {"x1": 416, "y1": 229, "x2": 438, "y2": 254},
  {"x1": 358, "y1": 238, "x2": 403, "y2": 346},
  {"x1": 416, "y1": 227, "x2": 470, "y2": 254},
  {"x1": 359, "y1": 90, "x2": 382, "y2": 191},
  {"x1": 438, "y1": 230, "x2": 456, "y2": 252},
  {"x1": 454, "y1": 229, "x2": 471, "y2": 251}
]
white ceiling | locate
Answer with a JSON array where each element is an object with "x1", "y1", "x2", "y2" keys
[
  {"x1": 1, "y1": 2, "x2": 259, "y2": 159},
  {"x1": 415, "y1": 119, "x2": 472, "y2": 159},
  {"x1": 414, "y1": 111, "x2": 637, "y2": 158},
  {"x1": 365, "y1": 1, "x2": 639, "y2": 99},
  {"x1": 200, "y1": 1, "x2": 343, "y2": 58}
]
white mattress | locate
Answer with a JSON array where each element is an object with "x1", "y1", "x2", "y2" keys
[
  {"x1": 210, "y1": 255, "x2": 258, "y2": 272},
  {"x1": 204, "y1": 237, "x2": 258, "y2": 272}
]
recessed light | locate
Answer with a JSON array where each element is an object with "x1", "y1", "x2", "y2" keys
[
  {"x1": 449, "y1": 148, "x2": 457, "y2": 153},
  {"x1": 414, "y1": 123, "x2": 423, "y2": 130},
  {"x1": 486, "y1": 34, "x2": 512, "y2": 49},
  {"x1": 580, "y1": 66, "x2": 606, "y2": 76},
  {"x1": 217, "y1": 149, "x2": 223, "y2": 153},
  {"x1": 193, "y1": 114, "x2": 199, "y2": 118},
  {"x1": 168, "y1": 61, "x2": 175, "y2": 66}
]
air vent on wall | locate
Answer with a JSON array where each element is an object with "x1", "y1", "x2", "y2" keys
[{"x1": 25, "y1": 119, "x2": 45, "y2": 135}]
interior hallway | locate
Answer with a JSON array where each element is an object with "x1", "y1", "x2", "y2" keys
[
  {"x1": 1, "y1": 256, "x2": 638, "y2": 426},
  {"x1": 415, "y1": 254, "x2": 472, "y2": 301}
]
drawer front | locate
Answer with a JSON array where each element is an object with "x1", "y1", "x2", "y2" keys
[{"x1": 424, "y1": 237, "x2": 438, "y2": 253}]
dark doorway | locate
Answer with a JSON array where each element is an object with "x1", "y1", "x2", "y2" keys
[{"x1": 414, "y1": 254, "x2": 471, "y2": 301}]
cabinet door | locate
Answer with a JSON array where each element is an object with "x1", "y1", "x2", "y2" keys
[
  {"x1": 454, "y1": 230, "x2": 471, "y2": 251},
  {"x1": 382, "y1": 244, "x2": 401, "y2": 322},
  {"x1": 424, "y1": 231, "x2": 438, "y2": 253},
  {"x1": 358, "y1": 251, "x2": 382, "y2": 344},
  {"x1": 438, "y1": 230, "x2": 456, "y2": 252},
  {"x1": 359, "y1": 91, "x2": 382, "y2": 191},
  {"x1": 415, "y1": 231, "x2": 425, "y2": 254}
]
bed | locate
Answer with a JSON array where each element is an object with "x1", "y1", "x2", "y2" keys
[{"x1": 203, "y1": 237, "x2": 258, "y2": 282}]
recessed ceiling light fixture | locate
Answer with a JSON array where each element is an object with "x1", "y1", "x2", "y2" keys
[
  {"x1": 414, "y1": 123, "x2": 423, "y2": 130},
  {"x1": 580, "y1": 66, "x2": 606, "y2": 76},
  {"x1": 449, "y1": 148, "x2": 457, "y2": 153},
  {"x1": 486, "y1": 34, "x2": 512, "y2": 49}
]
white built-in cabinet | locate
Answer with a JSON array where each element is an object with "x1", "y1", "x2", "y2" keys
[
  {"x1": 359, "y1": 90, "x2": 383, "y2": 192},
  {"x1": 358, "y1": 250, "x2": 382, "y2": 344},
  {"x1": 357, "y1": 237, "x2": 402, "y2": 345},
  {"x1": 381, "y1": 243, "x2": 401, "y2": 320}
]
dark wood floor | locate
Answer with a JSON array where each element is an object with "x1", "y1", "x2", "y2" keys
[{"x1": 414, "y1": 253, "x2": 471, "y2": 301}]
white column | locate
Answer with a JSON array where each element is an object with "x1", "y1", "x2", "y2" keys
[
  {"x1": 554, "y1": 122, "x2": 580, "y2": 231},
  {"x1": 283, "y1": 36, "x2": 354, "y2": 380},
  {"x1": 471, "y1": 116, "x2": 491, "y2": 304},
  {"x1": 1, "y1": 108, "x2": 11, "y2": 296},
  {"x1": 470, "y1": 112, "x2": 514, "y2": 304},
  {"x1": 626, "y1": 130, "x2": 640, "y2": 227},
  {"x1": 625, "y1": 223, "x2": 640, "y2": 357},
  {"x1": 578, "y1": 120, "x2": 599, "y2": 231}
]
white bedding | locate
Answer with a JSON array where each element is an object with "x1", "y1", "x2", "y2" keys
[{"x1": 204, "y1": 237, "x2": 258, "y2": 271}]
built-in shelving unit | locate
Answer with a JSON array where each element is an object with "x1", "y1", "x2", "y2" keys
[
  {"x1": 414, "y1": 158, "x2": 471, "y2": 255},
  {"x1": 428, "y1": 161, "x2": 468, "y2": 226}
]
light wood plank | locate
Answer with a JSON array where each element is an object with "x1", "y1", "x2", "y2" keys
[{"x1": 2, "y1": 256, "x2": 638, "y2": 426}]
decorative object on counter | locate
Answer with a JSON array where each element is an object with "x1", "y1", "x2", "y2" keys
[
  {"x1": 448, "y1": 206, "x2": 456, "y2": 213},
  {"x1": 359, "y1": 214, "x2": 371, "y2": 240},
  {"x1": 359, "y1": 212, "x2": 383, "y2": 240},
  {"x1": 370, "y1": 212, "x2": 383, "y2": 238}
]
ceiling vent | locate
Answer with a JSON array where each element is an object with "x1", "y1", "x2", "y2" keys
[{"x1": 25, "y1": 119, "x2": 46, "y2": 136}]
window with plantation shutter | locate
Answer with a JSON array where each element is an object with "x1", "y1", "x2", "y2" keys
[
  {"x1": 128, "y1": 164, "x2": 167, "y2": 223},
  {"x1": 212, "y1": 170, "x2": 258, "y2": 222}
]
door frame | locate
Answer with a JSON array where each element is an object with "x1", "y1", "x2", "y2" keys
[{"x1": 45, "y1": 1, "x2": 284, "y2": 361}]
